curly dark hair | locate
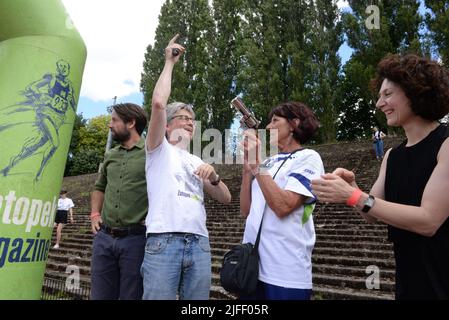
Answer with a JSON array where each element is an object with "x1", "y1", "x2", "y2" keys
[
  {"x1": 268, "y1": 101, "x2": 320, "y2": 144},
  {"x1": 370, "y1": 54, "x2": 449, "y2": 121},
  {"x1": 112, "y1": 103, "x2": 148, "y2": 135}
]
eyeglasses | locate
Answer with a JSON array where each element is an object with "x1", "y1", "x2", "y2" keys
[{"x1": 171, "y1": 115, "x2": 194, "y2": 122}]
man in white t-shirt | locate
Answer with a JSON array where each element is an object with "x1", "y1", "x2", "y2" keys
[
  {"x1": 53, "y1": 189, "x2": 74, "y2": 249},
  {"x1": 142, "y1": 34, "x2": 232, "y2": 300}
]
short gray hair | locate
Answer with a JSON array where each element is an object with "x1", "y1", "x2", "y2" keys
[{"x1": 166, "y1": 102, "x2": 195, "y2": 122}]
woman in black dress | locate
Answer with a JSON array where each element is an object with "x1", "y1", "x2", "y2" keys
[{"x1": 311, "y1": 53, "x2": 449, "y2": 299}]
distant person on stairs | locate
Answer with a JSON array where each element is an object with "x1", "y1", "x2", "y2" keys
[
  {"x1": 141, "y1": 34, "x2": 232, "y2": 300},
  {"x1": 53, "y1": 189, "x2": 74, "y2": 249},
  {"x1": 89, "y1": 103, "x2": 148, "y2": 300},
  {"x1": 311, "y1": 53, "x2": 449, "y2": 300},
  {"x1": 372, "y1": 126, "x2": 386, "y2": 161},
  {"x1": 240, "y1": 101, "x2": 324, "y2": 300}
]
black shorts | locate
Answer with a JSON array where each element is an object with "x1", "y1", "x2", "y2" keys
[{"x1": 55, "y1": 210, "x2": 68, "y2": 224}]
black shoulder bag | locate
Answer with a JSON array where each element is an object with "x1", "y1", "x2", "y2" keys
[{"x1": 219, "y1": 149, "x2": 300, "y2": 296}]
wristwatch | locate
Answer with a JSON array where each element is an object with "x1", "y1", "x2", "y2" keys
[
  {"x1": 362, "y1": 195, "x2": 375, "y2": 213},
  {"x1": 211, "y1": 174, "x2": 221, "y2": 186}
]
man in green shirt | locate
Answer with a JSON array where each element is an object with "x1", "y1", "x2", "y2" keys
[{"x1": 89, "y1": 103, "x2": 148, "y2": 300}]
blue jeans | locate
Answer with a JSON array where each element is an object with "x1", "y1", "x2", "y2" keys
[
  {"x1": 90, "y1": 229, "x2": 146, "y2": 300},
  {"x1": 373, "y1": 140, "x2": 384, "y2": 159},
  {"x1": 141, "y1": 233, "x2": 211, "y2": 300}
]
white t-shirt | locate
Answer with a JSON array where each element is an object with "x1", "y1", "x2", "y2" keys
[
  {"x1": 145, "y1": 138, "x2": 208, "y2": 237},
  {"x1": 242, "y1": 149, "x2": 324, "y2": 289},
  {"x1": 58, "y1": 198, "x2": 74, "y2": 211}
]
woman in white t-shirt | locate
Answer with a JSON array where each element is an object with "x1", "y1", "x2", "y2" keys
[
  {"x1": 53, "y1": 189, "x2": 75, "y2": 249},
  {"x1": 240, "y1": 101, "x2": 324, "y2": 300}
]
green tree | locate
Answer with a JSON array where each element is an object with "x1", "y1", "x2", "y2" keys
[
  {"x1": 77, "y1": 115, "x2": 110, "y2": 154},
  {"x1": 205, "y1": 0, "x2": 244, "y2": 133},
  {"x1": 140, "y1": 0, "x2": 214, "y2": 127},
  {"x1": 67, "y1": 149, "x2": 104, "y2": 176},
  {"x1": 64, "y1": 113, "x2": 86, "y2": 176},
  {"x1": 338, "y1": 0, "x2": 423, "y2": 138},
  {"x1": 303, "y1": 0, "x2": 342, "y2": 143},
  {"x1": 238, "y1": 0, "x2": 312, "y2": 127},
  {"x1": 425, "y1": 0, "x2": 449, "y2": 66},
  {"x1": 336, "y1": 60, "x2": 376, "y2": 140},
  {"x1": 65, "y1": 115, "x2": 110, "y2": 176},
  {"x1": 237, "y1": 0, "x2": 342, "y2": 143}
]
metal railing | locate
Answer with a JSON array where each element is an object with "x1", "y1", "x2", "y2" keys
[{"x1": 41, "y1": 276, "x2": 90, "y2": 300}]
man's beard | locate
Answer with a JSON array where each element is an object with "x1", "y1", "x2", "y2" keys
[{"x1": 111, "y1": 128, "x2": 131, "y2": 143}]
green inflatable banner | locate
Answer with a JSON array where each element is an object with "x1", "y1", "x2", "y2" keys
[{"x1": 0, "y1": 0, "x2": 86, "y2": 299}]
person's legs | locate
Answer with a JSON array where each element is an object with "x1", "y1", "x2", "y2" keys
[
  {"x1": 53, "y1": 210, "x2": 67, "y2": 248},
  {"x1": 141, "y1": 233, "x2": 183, "y2": 300},
  {"x1": 374, "y1": 141, "x2": 381, "y2": 160},
  {"x1": 179, "y1": 234, "x2": 211, "y2": 300},
  {"x1": 90, "y1": 230, "x2": 120, "y2": 300},
  {"x1": 378, "y1": 139, "x2": 384, "y2": 158},
  {"x1": 117, "y1": 233, "x2": 146, "y2": 300},
  {"x1": 55, "y1": 223, "x2": 64, "y2": 247}
]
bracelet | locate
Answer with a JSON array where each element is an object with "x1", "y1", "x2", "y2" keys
[
  {"x1": 90, "y1": 212, "x2": 101, "y2": 219},
  {"x1": 346, "y1": 189, "x2": 362, "y2": 207}
]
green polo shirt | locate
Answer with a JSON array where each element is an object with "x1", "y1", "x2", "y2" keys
[{"x1": 94, "y1": 138, "x2": 148, "y2": 227}]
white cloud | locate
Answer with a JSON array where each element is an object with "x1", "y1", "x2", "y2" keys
[
  {"x1": 62, "y1": 0, "x2": 165, "y2": 102},
  {"x1": 63, "y1": 0, "x2": 349, "y2": 103}
]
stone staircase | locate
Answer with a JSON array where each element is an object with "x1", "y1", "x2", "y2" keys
[{"x1": 43, "y1": 137, "x2": 403, "y2": 300}]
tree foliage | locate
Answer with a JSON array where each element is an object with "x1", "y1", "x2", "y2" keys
[
  {"x1": 337, "y1": 0, "x2": 423, "y2": 139},
  {"x1": 425, "y1": 0, "x2": 449, "y2": 66},
  {"x1": 140, "y1": 0, "x2": 447, "y2": 144},
  {"x1": 140, "y1": 0, "x2": 214, "y2": 129},
  {"x1": 65, "y1": 114, "x2": 110, "y2": 176}
]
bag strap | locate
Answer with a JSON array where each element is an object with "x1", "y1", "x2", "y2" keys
[{"x1": 253, "y1": 148, "x2": 302, "y2": 251}]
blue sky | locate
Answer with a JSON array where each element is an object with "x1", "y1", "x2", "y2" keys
[{"x1": 65, "y1": 0, "x2": 352, "y2": 120}]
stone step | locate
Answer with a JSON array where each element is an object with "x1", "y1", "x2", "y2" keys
[
  {"x1": 316, "y1": 228, "x2": 387, "y2": 236},
  {"x1": 62, "y1": 233, "x2": 94, "y2": 240},
  {"x1": 56, "y1": 237, "x2": 93, "y2": 245},
  {"x1": 313, "y1": 247, "x2": 394, "y2": 260},
  {"x1": 48, "y1": 246, "x2": 93, "y2": 258},
  {"x1": 313, "y1": 234, "x2": 389, "y2": 243},
  {"x1": 45, "y1": 268, "x2": 91, "y2": 285},
  {"x1": 48, "y1": 252, "x2": 91, "y2": 267},
  {"x1": 315, "y1": 239, "x2": 393, "y2": 251},
  {"x1": 54, "y1": 242, "x2": 92, "y2": 251},
  {"x1": 312, "y1": 254, "x2": 395, "y2": 269},
  {"x1": 312, "y1": 264, "x2": 395, "y2": 281},
  {"x1": 314, "y1": 223, "x2": 387, "y2": 230},
  {"x1": 314, "y1": 218, "x2": 378, "y2": 224},
  {"x1": 208, "y1": 230, "x2": 245, "y2": 238},
  {"x1": 312, "y1": 284, "x2": 394, "y2": 300},
  {"x1": 313, "y1": 273, "x2": 395, "y2": 292},
  {"x1": 44, "y1": 270, "x2": 233, "y2": 300},
  {"x1": 46, "y1": 260, "x2": 91, "y2": 276}
]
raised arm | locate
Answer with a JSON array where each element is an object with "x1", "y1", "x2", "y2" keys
[
  {"x1": 242, "y1": 130, "x2": 307, "y2": 218},
  {"x1": 240, "y1": 170, "x2": 253, "y2": 218},
  {"x1": 146, "y1": 34, "x2": 185, "y2": 151}
]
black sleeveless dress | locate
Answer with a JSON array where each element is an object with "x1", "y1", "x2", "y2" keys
[{"x1": 385, "y1": 124, "x2": 449, "y2": 299}]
